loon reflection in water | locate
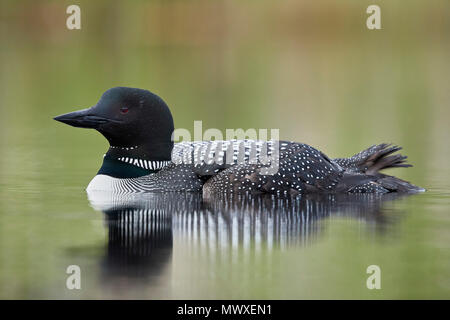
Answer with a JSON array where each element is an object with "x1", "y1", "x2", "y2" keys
[{"x1": 88, "y1": 191, "x2": 408, "y2": 283}]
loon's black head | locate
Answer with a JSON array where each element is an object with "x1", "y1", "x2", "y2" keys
[{"x1": 54, "y1": 87, "x2": 174, "y2": 177}]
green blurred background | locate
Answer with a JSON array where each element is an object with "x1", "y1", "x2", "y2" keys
[{"x1": 0, "y1": 0, "x2": 449, "y2": 299}]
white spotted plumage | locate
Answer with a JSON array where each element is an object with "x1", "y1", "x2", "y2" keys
[{"x1": 86, "y1": 141, "x2": 421, "y2": 195}]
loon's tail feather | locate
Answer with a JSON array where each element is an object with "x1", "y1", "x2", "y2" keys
[
  {"x1": 339, "y1": 173, "x2": 425, "y2": 194},
  {"x1": 361, "y1": 143, "x2": 412, "y2": 175},
  {"x1": 376, "y1": 175, "x2": 425, "y2": 193},
  {"x1": 334, "y1": 143, "x2": 425, "y2": 193},
  {"x1": 335, "y1": 143, "x2": 412, "y2": 175}
]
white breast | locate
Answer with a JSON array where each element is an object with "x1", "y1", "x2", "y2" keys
[{"x1": 86, "y1": 174, "x2": 122, "y2": 192}]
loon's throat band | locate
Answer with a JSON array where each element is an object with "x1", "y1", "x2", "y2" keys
[{"x1": 97, "y1": 155, "x2": 161, "y2": 178}]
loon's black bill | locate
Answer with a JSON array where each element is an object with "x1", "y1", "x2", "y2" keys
[{"x1": 54, "y1": 108, "x2": 111, "y2": 129}]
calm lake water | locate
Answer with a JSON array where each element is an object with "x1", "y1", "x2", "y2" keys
[
  {"x1": 0, "y1": 151, "x2": 449, "y2": 299},
  {"x1": 0, "y1": 0, "x2": 449, "y2": 299}
]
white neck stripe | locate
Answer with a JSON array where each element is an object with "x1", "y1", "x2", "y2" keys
[
  {"x1": 110, "y1": 145, "x2": 139, "y2": 151},
  {"x1": 117, "y1": 157, "x2": 171, "y2": 171}
]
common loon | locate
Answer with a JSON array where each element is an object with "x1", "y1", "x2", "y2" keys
[{"x1": 54, "y1": 87, "x2": 424, "y2": 195}]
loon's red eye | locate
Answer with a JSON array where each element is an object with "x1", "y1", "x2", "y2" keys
[{"x1": 120, "y1": 107, "x2": 129, "y2": 114}]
